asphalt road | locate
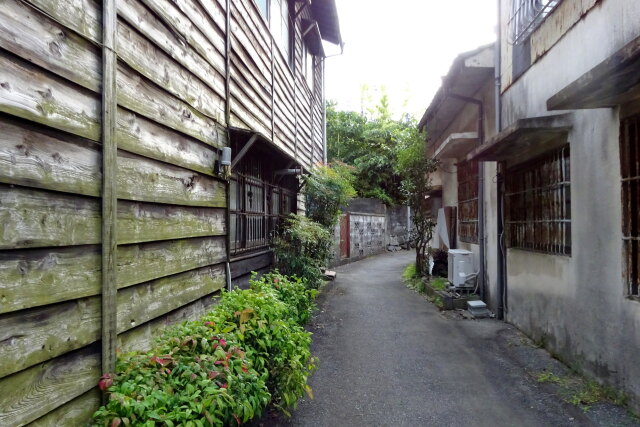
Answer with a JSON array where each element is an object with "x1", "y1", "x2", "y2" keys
[{"x1": 262, "y1": 251, "x2": 634, "y2": 427}]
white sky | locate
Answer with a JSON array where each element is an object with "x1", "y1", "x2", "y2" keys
[{"x1": 324, "y1": 0, "x2": 497, "y2": 119}]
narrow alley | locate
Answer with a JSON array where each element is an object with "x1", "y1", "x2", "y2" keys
[{"x1": 269, "y1": 252, "x2": 635, "y2": 427}]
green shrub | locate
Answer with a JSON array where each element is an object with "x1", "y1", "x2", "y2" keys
[
  {"x1": 93, "y1": 272, "x2": 317, "y2": 425},
  {"x1": 92, "y1": 333, "x2": 269, "y2": 426},
  {"x1": 304, "y1": 163, "x2": 356, "y2": 229},
  {"x1": 273, "y1": 215, "x2": 332, "y2": 289},
  {"x1": 250, "y1": 272, "x2": 317, "y2": 325}
]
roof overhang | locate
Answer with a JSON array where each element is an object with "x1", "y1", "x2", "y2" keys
[
  {"x1": 466, "y1": 114, "x2": 573, "y2": 163},
  {"x1": 228, "y1": 127, "x2": 304, "y2": 171},
  {"x1": 310, "y1": 0, "x2": 342, "y2": 46},
  {"x1": 547, "y1": 35, "x2": 640, "y2": 110},
  {"x1": 419, "y1": 44, "x2": 494, "y2": 141},
  {"x1": 301, "y1": 19, "x2": 325, "y2": 57},
  {"x1": 433, "y1": 132, "x2": 479, "y2": 160}
]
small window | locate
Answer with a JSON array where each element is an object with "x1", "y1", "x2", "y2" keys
[
  {"x1": 255, "y1": 0, "x2": 268, "y2": 19},
  {"x1": 620, "y1": 113, "x2": 640, "y2": 297},
  {"x1": 505, "y1": 145, "x2": 571, "y2": 255},
  {"x1": 303, "y1": 43, "x2": 314, "y2": 89},
  {"x1": 458, "y1": 160, "x2": 479, "y2": 244},
  {"x1": 270, "y1": 0, "x2": 294, "y2": 68},
  {"x1": 509, "y1": 0, "x2": 562, "y2": 45}
]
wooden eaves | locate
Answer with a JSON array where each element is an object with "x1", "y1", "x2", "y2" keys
[
  {"x1": 547, "y1": 35, "x2": 640, "y2": 110},
  {"x1": 466, "y1": 114, "x2": 573, "y2": 163}
]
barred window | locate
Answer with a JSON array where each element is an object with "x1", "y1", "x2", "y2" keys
[
  {"x1": 505, "y1": 146, "x2": 571, "y2": 255},
  {"x1": 230, "y1": 156, "x2": 296, "y2": 255},
  {"x1": 620, "y1": 113, "x2": 640, "y2": 297},
  {"x1": 509, "y1": 0, "x2": 562, "y2": 45},
  {"x1": 458, "y1": 160, "x2": 479, "y2": 244}
]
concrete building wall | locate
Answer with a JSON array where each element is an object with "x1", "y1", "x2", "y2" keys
[
  {"x1": 498, "y1": 0, "x2": 640, "y2": 408},
  {"x1": 427, "y1": 80, "x2": 500, "y2": 310}
]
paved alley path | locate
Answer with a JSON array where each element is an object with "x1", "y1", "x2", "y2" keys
[{"x1": 267, "y1": 251, "x2": 617, "y2": 427}]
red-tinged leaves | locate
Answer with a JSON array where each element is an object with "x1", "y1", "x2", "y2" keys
[
  {"x1": 242, "y1": 366, "x2": 249, "y2": 373},
  {"x1": 221, "y1": 383, "x2": 228, "y2": 389},
  {"x1": 219, "y1": 338, "x2": 227, "y2": 348},
  {"x1": 98, "y1": 373, "x2": 114, "y2": 391},
  {"x1": 234, "y1": 414, "x2": 241, "y2": 426},
  {"x1": 204, "y1": 321, "x2": 215, "y2": 327},
  {"x1": 208, "y1": 370, "x2": 219, "y2": 379},
  {"x1": 111, "y1": 417, "x2": 122, "y2": 427}
]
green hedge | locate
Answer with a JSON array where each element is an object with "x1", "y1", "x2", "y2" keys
[{"x1": 93, "y1": 273, "x2": 317, "y2": 426}]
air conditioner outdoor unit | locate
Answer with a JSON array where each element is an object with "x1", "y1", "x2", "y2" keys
[{"x1": 448, "y1": 249, "x2": 474, "y2": 288}]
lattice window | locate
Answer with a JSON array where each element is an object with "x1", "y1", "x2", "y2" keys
[
  {"x1": 509, "y1": 0, "x2": 563, "y2": 45},
  {"x1": 620, "y1": 113, "x2": 640, "y2": 297},
  {"x1": 230, "y1": 156, "x2": 296, "y2": 255},
  {"x1": 505, "y1": 146, "x2": 571, "y2": 255},
  {"x1": 458, "y1": 160, "x2": 479, "y2": 244}
]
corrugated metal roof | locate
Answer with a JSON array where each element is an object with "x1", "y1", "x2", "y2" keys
[{"x1": 310, "y1": 0, "x2": 342, "y2": 45}]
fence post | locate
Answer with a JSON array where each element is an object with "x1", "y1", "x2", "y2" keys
[{"x1": 101, "y1": 0, "x2": 118, "y2": 386}]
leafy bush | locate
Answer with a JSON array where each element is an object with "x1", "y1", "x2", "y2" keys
[
  {"x1": 304, "y1": 163, "x2": 355, "y2": 230},
  {"x1": 273, "y1": 215, "x2": 332, "y2": 289},
  {"x1": 250, "y1": 272, "x2": 317, "y2": 325},
  {"x1": 93, "y1": 332, "x2": 269, "y2": 426},
  {"x1": 93, "y1": 272, "x2": 317, "y2": 425}
]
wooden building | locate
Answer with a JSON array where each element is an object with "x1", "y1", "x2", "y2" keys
[{"x1": 0, "y1": 0, "x2": 341, "y2": 424}]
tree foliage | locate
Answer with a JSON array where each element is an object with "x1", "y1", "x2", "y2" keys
[
  {"x1": 326, "y1": 95, "x2": 423, "y2": 206},
  {"x1": 396, "y1": 124, "x2": 438, "y2": 276},
  {"x1": 327, "y1": 93, "x2": 438, "y2": 275},
  {"x1": 304, "y1": 163, "x2": 356, "y2": 230}
]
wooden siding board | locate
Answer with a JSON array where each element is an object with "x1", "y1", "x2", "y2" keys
[
  {"x1": 138, "y1": 0, "x2": 225, "y2": 74},
  {"x1": 0, "y1": 117, "x2": 221, "y2": 201},
  {"x1": 0, "y1": 236, "x2": 226, "y2": 315},
  {"x1": 0, "y1": 0, "x2": 225, "y2": 124},
  {"x1": 0, "y1": 186, "x2": 226, "y2": 249},
  {"x1": 0, "y1": 344, "x2": 100, "y2": 427},
  {"x1": 118, "y1": 0, "x2": 227, "y2": 107},
  {"x1": 0, "y1": 263, "x2": 224, "y2": 379},
  {"x1": 0, "y1": 51, "x2": 224, "y2": 149},
  {"x1": 28, "y1": 388, "x2": 101, "y2": 427}
]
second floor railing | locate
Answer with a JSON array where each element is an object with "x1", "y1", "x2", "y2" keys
[{"x1": 509, "y1": 0, "x2": 563, "y2": 45}]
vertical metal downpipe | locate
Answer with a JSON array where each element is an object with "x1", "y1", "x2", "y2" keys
[
  {"x1": 495, "y1": 0, "x2": 506, "y2": 319},
  {"x1": 225, "y1": 0, "x2": 232, "y2": 291}
]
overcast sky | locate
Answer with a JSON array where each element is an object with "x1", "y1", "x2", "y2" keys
[{"x1": 324, "y1": 0, "x2": 497, "y2": 119}]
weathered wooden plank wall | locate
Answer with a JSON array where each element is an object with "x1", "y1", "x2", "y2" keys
[{"x1": 0, "y1": 0, "x2": 324, "y2": 423}]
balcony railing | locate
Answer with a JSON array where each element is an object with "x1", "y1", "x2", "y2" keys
[{"x1": 509, "y1": 0, "x2": 562, "y2": 45}]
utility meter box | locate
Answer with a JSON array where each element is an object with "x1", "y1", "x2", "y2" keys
[{"x1": 448, "y1": 249, "x2": 474, "y2": 288}]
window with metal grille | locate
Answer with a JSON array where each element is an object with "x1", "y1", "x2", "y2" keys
[
  {"x1": 230, "y1": 156, "x2": 297, "y2": 256},
  {"x1": 458, "y1": 160, "x2": 479, "y2": 244},
  {"x1": 505, "y1": 146, "x2": 571, "y2": 255},
  {"x1": 509, "y1": 0, "x2": 563, "y2": 45},
  {"x1": 620, "y1": 113, "x2": 640, "y2": 297}
]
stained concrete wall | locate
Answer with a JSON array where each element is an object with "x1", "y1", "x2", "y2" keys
[
  {"x1": 426, "y1": 80, "x2": 500, "y2": 311},
  {"x1": 330, "y1": 198, "x2": 413, "y2": 267},
  {"x1": 498, "y1": 0, "x2": 640, "y2": 410}
]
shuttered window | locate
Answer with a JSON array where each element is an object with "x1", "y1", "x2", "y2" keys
[
  {"x1": 620, "y1": 113, "x2": 640, "y2": 297},
  {"x1": 505, "y1": 146, "x2": 571, "y2": 255},
  {"x1": 458, "y1": 160, "x2": 479, "y2": 244},
  {"x1": 230, "y1": 155, "x2": 297, "y2": 255}
]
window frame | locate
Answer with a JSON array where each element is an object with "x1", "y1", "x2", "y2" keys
[
  {"x1": 620, "y1": 112, "x2": 640, "y2": 298},
  {"x1": 457, "y1": 160, "x2": 479, "y2": 244},
  {"x1": 505, "y1": 145, "x2": 571, "y2": 256},
  {"x1": 230, "y1": 154, "x2": 297, "y2": 256}
]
